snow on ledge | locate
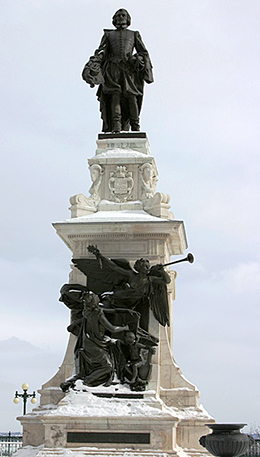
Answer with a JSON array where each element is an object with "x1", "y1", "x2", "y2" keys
[
  {"x1": 165, "y1": 404, "x2": 214, "y2": 421},
  {"x1": 95, "y1": 148, "x2": 149, "y2": 158},
  {"x1": 58, "y1": 210, "x2": 171, "y2": 224},
  {"x1": 26, "y1": 382, "x2": 212, "y2": 422},
  {"x1": 47, "y1": 390, "x2": 166, "y2": 418}
]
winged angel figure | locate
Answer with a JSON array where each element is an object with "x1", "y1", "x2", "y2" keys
[{"x1": 72, "y1": 245, "x2": 171, "y2": 330}]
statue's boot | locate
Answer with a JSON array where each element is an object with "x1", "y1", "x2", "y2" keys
[
  {"x1": 131, "y1": 122, "x2": 140, "y2": 131},
  {"x1": 112, "y1": 121, "x2": 122, "y2": 133},
  {"x1": 128, "y1": 94, "x2": 140, "y2": 131}
]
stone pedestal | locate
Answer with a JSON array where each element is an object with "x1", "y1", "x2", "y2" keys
[{"x1": 18, "y1": 133, "x2": 214, "y2": 457}]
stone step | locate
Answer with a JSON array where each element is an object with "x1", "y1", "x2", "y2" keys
[
  {"x1": 36, "y1": 447, "x2": 178, "y2": 457},
  {"x1": 181, "y1": 450, "x2": 210, "y2": 457}
]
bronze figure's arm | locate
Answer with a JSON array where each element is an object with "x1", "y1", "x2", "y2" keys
[
  {"x1": 99, "y1": 312, "x2": 129, "y2": 333},
  {"x1": 149, "y1": 264, "x2": 171, "y2": 285},
  {"x1": 88, "y1": 245, "x2": 132, "y2": 278}
]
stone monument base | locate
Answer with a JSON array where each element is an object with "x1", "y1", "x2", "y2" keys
[
  {"x1": 16, "y1": 133, "x2": 214, "y2": 456},
  {"x1": 18, "y1": 382, "x2": 212, "y2": 457}
]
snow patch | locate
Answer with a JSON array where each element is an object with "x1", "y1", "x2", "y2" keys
[
  {"x1": 165, "y1": 404, "x2": 213, "y2": 421},
  {"x1": 13, "y1": 445, "x2": 43, "y2": 457},
  {"x1": 47, "y1": 388, "x2": 166, "y2": 418},
  {"x1": 95, "y1": 148, "x2": 148, "y2": 158},
  {"x1": 26, "y1": 381, "x2": 212, "y2": 421},
  {"x1": 60, "y1": 210, "x2": 169, "y2": 223}
]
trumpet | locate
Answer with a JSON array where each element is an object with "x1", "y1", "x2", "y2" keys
[{"x1": 162, "y1": 253, "x2": 194, "y2": 267}]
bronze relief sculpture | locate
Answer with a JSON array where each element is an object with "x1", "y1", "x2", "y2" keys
[{"x1": 59, "y1": 245, "x2": 172, "y2": 391}]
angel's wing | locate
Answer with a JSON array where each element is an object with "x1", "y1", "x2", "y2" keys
[
  {"x1": 150, "y1": 282, "x2": 170, "y2": 327},
  {"x1": 72, "y1": 257, "x2": 132, "y2": 295}
]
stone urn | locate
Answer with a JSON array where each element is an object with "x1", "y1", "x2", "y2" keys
[{"x1": 199, "y1": 424, "x2": 254, "y2": 457}]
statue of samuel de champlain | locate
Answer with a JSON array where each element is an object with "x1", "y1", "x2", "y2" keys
[{"x1": 82, "y1": 8, "x2": 154, "y2": 133}]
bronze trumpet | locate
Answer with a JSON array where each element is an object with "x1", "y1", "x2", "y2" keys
[{"x1": 162, "y1": 253, "x2": 194, "y2": 267}]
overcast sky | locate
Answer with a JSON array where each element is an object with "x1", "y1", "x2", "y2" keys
[{"x1": 1, "y1": 0, "x2": 260, "y2": 433}]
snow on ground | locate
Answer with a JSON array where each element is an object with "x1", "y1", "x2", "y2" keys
[
  {"x1": 13, "y1": 445, "x2": 43, "y2": 457},
  {"x1": 14, "y1": 447, "x2": 171, "y2": 457}
]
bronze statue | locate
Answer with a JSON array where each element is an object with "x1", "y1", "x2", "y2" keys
[
  {"x1": 59, "y1": 284, "x2": 157, "y2": 391},
  {"x1": 59, "y1": 286, "x2": 129, "y2": 391},
  {"x1": 116, "y1": 331, "x2": 150, "y2": 387},
  {"x1": 59, "y1": 249, "x2": 194, "y2": 391},
  {"x1": 72, "y1": 245, "x2": 171, "y2": 330},
  {"x1": 82, "y1": 8, "x2": 153, "y2": 133}
]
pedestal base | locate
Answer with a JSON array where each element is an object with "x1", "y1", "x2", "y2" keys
[
  {"x1": 17, "y1": 133, "x2": 215, "y2": 456},
  {"x1": 18, "y1": 383, "x2": 213, "y2": 457}
]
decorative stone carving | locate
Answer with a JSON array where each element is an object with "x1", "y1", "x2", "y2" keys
[
  {"x1": 108, "y1": 166, "x2": 134, "y2": 202},
  {"x1": 69, "y1": 193, "x2": 96, "y2": 217},
  {"x1": 139, "y1": 162, "x2": 158, "y2": 199},
  {"x1": 89, "y1": 163, "x2": 104, "y2": 204},
  {"x1": 48, "y1": 425, "x2": 65, "y2": 448},
  {"x1": 143, "y1": 192, "x2": 173, "y2": 219},
  {"x1": 69, "y1": 164, "x2": 104, "y2": 217},
  {"x1": 136, "y1": 161, "x2": 173, "y2": 219}
]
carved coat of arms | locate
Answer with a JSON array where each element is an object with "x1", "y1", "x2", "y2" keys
[{"x1": 108, "y1": 166, "x2": 134, "y2": 203}]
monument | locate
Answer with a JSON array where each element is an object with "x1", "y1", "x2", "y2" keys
[{"x1": 17, "y1": 8, "x2": 214, "y2": 457}]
